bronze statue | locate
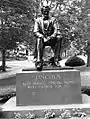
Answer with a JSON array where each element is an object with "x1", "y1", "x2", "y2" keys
[{"x1": 34, "y1": 0, "x2": 62, "y2": 71}]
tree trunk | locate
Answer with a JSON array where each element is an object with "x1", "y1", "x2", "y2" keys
[
  {"x1": 2, "y1": 49, "x2": 6, "y2": 72},
  {"x1": 65, "y1": 49, "x2": 66, "y2": 57}
]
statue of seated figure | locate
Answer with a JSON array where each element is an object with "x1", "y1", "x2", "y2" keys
[{"x1": 34, "y1": 1, "x2": 62, "y2": 71}]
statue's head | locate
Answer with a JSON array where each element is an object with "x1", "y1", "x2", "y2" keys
[
  {"x1": 41, "y1": 6, "x2": 50, "y2": 18},
  {"x1": 40, "y1": 0, "x2": 52, "y2": 19}
]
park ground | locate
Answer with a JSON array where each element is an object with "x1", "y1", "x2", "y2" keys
[{"x1": 0, "y1": 55, "x2": 88, "y2": 83}]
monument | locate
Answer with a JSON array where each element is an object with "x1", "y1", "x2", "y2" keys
[
  {"x1": 1, "y1": 1, "x2": 90, "y2": 119},
  {"x1": 16, "y1": 69, "x2": 82, "y2": 106},
  {"x1": 16, "y1": 0, "x2": 82, "y2": 106}
]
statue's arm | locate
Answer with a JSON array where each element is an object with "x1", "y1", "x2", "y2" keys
[
  {"x1": 34, "y1": 19, "x2": 43, "y2": 38},
  {"x1": 50, "y1": 18, "x2": 58, "y2": 38}
]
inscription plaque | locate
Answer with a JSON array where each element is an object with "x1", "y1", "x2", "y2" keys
[{"x1": 16, "y1": 70, "x2": 82, "y2": 106}]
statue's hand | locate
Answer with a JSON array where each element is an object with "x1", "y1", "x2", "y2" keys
[
  {"x1": 44, "y1": 37, "x2": 50, "y2": 42},
  {"x1": 57, "y1": 35, "x2": 62, "y2": 40},
  {"x1": 47, "y1": 36, "x2": 51, "y2": 41},
  {"x1": 44, "y1": 37, "x2": 47, "y2": 42}
]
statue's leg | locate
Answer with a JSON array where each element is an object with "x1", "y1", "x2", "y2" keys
[
  {"x1": 37, "y1": 37, "x2": 44, "y2": 62},
  {"x1": 35, "y1": 37, "x2": 44, "y2": 70},
  {"x1": 33, "y1": 39, "x2": 37, "y2": 62},
  {"x1": 51, "y1": 37, "x2": 62, "y2": 67},
  {"x1": 54, "y1": 37, "x2": 62, "y2": 61}
]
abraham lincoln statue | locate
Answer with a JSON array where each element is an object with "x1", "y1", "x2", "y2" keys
[{"x1": 34, "y1": 0, "x2": 62, "y2": 71}]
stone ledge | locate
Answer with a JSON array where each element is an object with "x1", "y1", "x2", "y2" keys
[
  {"x1": 22, "y1": 66, "x2": 74, "y2": 71},
  {"x1": 1, "y1": 94, "x2": 90, "y2": 112}
]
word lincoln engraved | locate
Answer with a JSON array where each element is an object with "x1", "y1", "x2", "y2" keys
[{"x1": 32, "y1": 74, "x2": 61, "y2": 80}]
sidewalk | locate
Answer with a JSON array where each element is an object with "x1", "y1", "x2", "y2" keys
[
  {"x1": 0, "y1": 58, "x2": 67, "y2": 80},
  {"x1": 0, "y1": 56, "x2": 89, "y2": 86},
  {"x1": 0, "y1": 55, "x2": 87, "y2": 79},
  {"x1": 0, "y1": 60, "x2": 35, "y2": 79}
]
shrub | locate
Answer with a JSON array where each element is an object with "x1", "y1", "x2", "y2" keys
[{"x1": 65, "y1": 56, "x2": 85, "y2": 67}]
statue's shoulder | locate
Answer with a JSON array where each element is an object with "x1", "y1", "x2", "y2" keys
[
  {"x1": 50, "y1": 17, "x2": 57, "y2": 22},
  {"x1": 35, "y1": 17, "x2": 42, "y2": 22}
]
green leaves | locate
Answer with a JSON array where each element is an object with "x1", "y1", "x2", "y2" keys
[{"x1": 0, "y1": 0, "x2": 87, "y2": 55}]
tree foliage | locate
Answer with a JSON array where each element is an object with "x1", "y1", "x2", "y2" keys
[
  {"x1": 29, "y1": 0, "x2": 87, "y2": 56},
  {"x1": 0, "y1": 0, "x2": 87, "y2": 70},
  {"x1": 0, "y1": 0, "x2": 36, "y2": 70},
  {"x1": 50, "y1": 0, "x2": 87, "y2": 54},
  {"x1": 0, "y1": 0, "x2": 87, "y2": 52}
]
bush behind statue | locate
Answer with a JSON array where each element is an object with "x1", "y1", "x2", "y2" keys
[{"x1": 65, "y1": 56, "x2": 85, "y2": 67}]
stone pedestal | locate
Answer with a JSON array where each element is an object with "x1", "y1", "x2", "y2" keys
[{"x1": 16, "y1": 69, "x2": 82, "y2": 106}]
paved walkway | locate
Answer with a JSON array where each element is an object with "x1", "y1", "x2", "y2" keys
[
  {"x1": 0, "y1": 55, "x2": 89, "y2": 83},
  {"x1": 0, "y1": 56, "x2": 89, "y2": 87},
  {"x1": 0, "y1": 55, "x2": 86, "y2": 78},
  {"x1": 0, "y1": 60, "x2": 35, "y2": 79},
  {"x1": 0, "y1": 58, "x2": 67, "y2": 80}
]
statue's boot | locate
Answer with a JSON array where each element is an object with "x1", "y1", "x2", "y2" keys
[
  {"x1": 35, "y1": 61, "x2": 43, "y2": 71},
  {"x1": 54, "y1": 60, "x2": 61, "y2": 67}
]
